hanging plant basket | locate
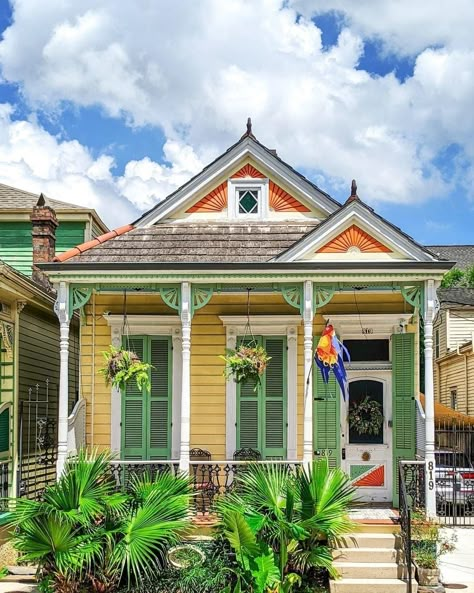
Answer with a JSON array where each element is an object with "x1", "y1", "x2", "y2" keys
[
  {"x1": 220, "y1": 344, "x2": 271, "y2": 388},
  {"x1": 348, "y1": 396, "x2": 384, "y2": 436},
  {"x1": 99, "y1": 345, "x2": 152, "y2": 392}
]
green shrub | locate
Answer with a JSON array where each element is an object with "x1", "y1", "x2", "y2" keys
[{"x1": 2, "y1": 449, "x2": 192, "y2": 593}]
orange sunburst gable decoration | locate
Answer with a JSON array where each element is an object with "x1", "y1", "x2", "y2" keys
[
  {"x1": 186, "y1": 181, "x2": 228, "y2": 213},
  {"x1": 317, "y1": 224, "x2": 391, "y2": 253},
  {"x1": 269, "y1": 181, "x2": 311, "y2": 212},
  {"x1": 231, "y1": 164, "x2": 266, "y2": 178}
]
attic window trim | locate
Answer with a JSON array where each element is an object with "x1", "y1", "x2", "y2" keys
[{"x1": 228, "y1": 178, "x2": 269, "y2": 220}]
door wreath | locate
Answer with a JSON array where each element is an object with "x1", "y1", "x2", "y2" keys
[{"x1": 348, "y1": 396, "x2": 384, "y2": 436}]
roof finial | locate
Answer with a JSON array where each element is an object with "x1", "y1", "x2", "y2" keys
[
  {"x1": 346, "y1": 179, "x2": 360, "y2": 203},
  {"x1": 246, "y1": 117, "x2": 252, "y2": 135},
  {"x1": 36, "y1": 193, "x2": 46, "y2": 207},
  {"x1": 241, "y1": 116, "x2": 256, "y2": 140}
]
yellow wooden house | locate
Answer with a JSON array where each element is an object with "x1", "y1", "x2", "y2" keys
[{"x1": 41, "y1": 122, "x2": 453, "y2": 508}]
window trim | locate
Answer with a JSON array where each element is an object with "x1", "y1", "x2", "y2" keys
[{"x1": 228, "y1": 178, "x2": 269, "y2": 220}]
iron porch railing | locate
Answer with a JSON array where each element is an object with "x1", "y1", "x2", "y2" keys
[
  {"x1": 110, "y1": 459, "x2": 303, "y2": 514},
  {"x1": 399, "y1": 462, "x2": 416, "y2": 593}
]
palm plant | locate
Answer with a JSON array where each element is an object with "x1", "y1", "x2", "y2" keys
[
  {"x1": 2, "y1": 449, "x2": 192, "y2": 593},
  {"x1": 217, "y1": 458, "x2": 356, "y2": 591}
]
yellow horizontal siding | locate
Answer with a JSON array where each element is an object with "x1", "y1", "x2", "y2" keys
[{"x1": 81, "y1": 290, "x2": 414, "y2": 458}]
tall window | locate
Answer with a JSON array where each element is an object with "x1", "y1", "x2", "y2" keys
[
  {"x1": 450, "y1": 388, "x2": 457, "y2": 410},
  {"x1": 435, "y1": 328, "x2": 440, "y2": 359}
]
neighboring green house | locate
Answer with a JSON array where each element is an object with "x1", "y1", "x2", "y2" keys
[
  {"x1": 0, "y1": 182, "x2": 108, "y2": 276},
  {"x1": 0, "y1": 183, "x2": 108, "y2": 500}
]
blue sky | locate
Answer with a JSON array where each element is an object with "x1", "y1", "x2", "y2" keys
[{"x1": 0, "y1": 0, "x2": 472, "y2": 243}]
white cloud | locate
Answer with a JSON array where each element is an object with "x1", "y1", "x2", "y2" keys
[
  {"x1": 0, "y1": 103, "x2": 203, "y2": 226},
  {"x1": 0, "y1": 0, "x2": 473, "y2": 212}
]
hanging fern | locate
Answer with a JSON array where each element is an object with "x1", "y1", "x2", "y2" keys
[
  {"x1": 220, "y1": 344, "x2": 271, "y2": 388},
  {"x1": 99, "y1": 346, "x2": 152, "y2": 392}
]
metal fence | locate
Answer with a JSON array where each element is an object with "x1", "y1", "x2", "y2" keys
[
  {"x1": 435, "y1": 420, "x2": 474, "y2": 526},
  {"x1": 18, "y1": 380, "x2": 58, "y2": 499}
]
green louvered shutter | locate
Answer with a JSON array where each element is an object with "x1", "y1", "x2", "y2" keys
[
  {"x1": 392, "y1": 332, "x2": 416, "y2": 506},
  {"x1": 122, "y1": 336, "x2": 147, "y2": 460},
  {"x1": 149, "y1": 337, "x2": 172, "y2": 459},
  {"x1": 263, "y1": 337, "x2": 287, "y2": 459},
  {"x1": 313, "y1": 340, "x2": 340, "y2": 468},
  {"x1": 0, "y1": 407, "x2": 9, "y2": 455},
  {"x1": 237, "y1": 377, "x2": 260, "y2": 451}
]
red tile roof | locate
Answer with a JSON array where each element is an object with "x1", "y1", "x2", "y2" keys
[{"x1": 53, "y1": 224, "x2": 134, "y2": 262}]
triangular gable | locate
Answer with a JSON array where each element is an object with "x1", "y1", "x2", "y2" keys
[
  {"x1": 275, "y1": 199, "x2": 438, "y2": 263},
  {"x1": 134, "y1": 135, "x2": 340, "y2": 226},
  {"x1": 317, "y1": 224, "x2": 391, "y2": 254}
]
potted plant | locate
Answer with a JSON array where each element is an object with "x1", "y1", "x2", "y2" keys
[
  {"x1": 220, "y1": 344, "x2": 271, "y2": 388},
  {"x1": 99, "y1": 345, "x2": 152, "y2": 392},
  {"x1": 411, "y1": 513, "x2": 456, "y2": 587}
]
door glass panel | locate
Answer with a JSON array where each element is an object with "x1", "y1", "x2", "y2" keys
[{"x1": 348, "y1": 379, "x2": 384, "y2": 445}]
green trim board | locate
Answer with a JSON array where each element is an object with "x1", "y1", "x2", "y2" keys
[
  {"x1": 236, "y1": 335, "x2": 287, "y2": 459},
  {"x1": 121, "y1": 335, "x2": 172, "y2": 460}
]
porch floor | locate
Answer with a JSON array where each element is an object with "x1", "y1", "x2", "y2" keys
[{"x1": 348, "y1": 504, "x2": 399, "y2": 524}]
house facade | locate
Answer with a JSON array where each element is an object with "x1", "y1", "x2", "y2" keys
[
  {"x1": 41, "y1": 125, "x2": 452, "y2": 508},
  {"x1": 433, "y1": 288, "x2": 474, "y2": 416},
  {"x1": 0, "y1": 187, "x2": 107, "y2": 500}
]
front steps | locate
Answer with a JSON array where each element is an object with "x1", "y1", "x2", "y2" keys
[{"x1": 330, "y1": 531, "x2": 415, "y2": 593}]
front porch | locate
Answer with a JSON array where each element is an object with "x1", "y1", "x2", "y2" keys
[{"x1": 58, "y1": 277, "x2": 436, "y2": 508}]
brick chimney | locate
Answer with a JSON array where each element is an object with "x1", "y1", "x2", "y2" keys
[{"x1": 30, "y1": 193, "x2": 58, "y2": 289}]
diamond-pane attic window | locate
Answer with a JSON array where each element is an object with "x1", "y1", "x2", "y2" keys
[{"x1": 238, "y1": 189, "x2": 259, "y2": 214}]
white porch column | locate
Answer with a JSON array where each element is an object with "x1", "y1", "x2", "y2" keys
[
  {"x1": 179, "y1": 282, "x2": 191, "y2": 473},
  {"x1": 424, "y1": 279, "x2": 439, "y2": 517},
  {"x1": 303, "y1": 280, "x2": 314, "y2": 463},
  {"x1": 54, "y1": 282, "x2": 70, "y2": 477}
]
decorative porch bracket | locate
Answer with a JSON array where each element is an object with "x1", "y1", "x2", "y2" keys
[
  {"x1": 70, "y1": 287, "x2": 93, "y2": 314},
  {"x1": 280, "y1": 284, "x2": 303, "y2": 315},
  {"x1": 159, "y1": 285, "x2": 181, "y2": 312},
  {"x1": 313, "y1": 284, "x2": 336, "y2": 310},
  {"x1": 191, "y1": 286, "x2": 214, "y2": 317},
  {"x1": 401, "y1": 285, "x2": 423, "y2": 312}
]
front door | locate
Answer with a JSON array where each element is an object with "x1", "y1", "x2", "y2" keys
[{"x1": 343, "y1": 374, "x2": 392, "y2": 503}]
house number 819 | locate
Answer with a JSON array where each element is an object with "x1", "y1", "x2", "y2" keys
[
  {"x1": 361, "y1": 328, "x2": 373, "y2": 334},
  {"x1": 427, "y1": 460, "x2": 435, "y2": 490}
]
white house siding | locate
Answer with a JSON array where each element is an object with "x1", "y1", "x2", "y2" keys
[{"x1": 447, "y1": 310, "x2": 474, "y2": 351}]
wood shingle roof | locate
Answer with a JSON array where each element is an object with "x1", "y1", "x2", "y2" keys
[{"x1": 62, "y1": 221, "x2": 321, "y2": 264}]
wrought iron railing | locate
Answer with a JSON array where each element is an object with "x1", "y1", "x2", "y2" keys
[
  {"x1": 400, "y1": 459, "x2": 426, "y2": 510},
  {"x1": 0, "y1": 460, "x2": 9, "y2": 509},
  {"x1": 190, "y1": 460, "x2": 302, "y2": 513},
  {"x1": 399, "y1": 462, "x2": 414, "y2": 593},
  {"x1": 110, "y1": 460, "x2": 180, "y2": 491},
  {"x1": 110, "y1": 460, "x2": 303, "y2": 514}
]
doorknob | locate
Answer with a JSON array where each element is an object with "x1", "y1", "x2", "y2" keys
[{"x1": 342, "y1": 448, "x2": 346, "y2": 460}]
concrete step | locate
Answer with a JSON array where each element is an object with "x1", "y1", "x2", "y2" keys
[
  {"x1": 352, "y1": 522, "x2": 400, "y2": 534},
  {"x1": 334, "y1": 532, "x2": 401, "y2": 549},
  {"x1": 333, "y1": 561, "x2": 399, "y2": 579},
  {"x1": 330, "y1": 578, "x2": 415, "y2": 593},
  {"x1": 333, "y1": 546, "x2": 399, "y2": 563}
]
